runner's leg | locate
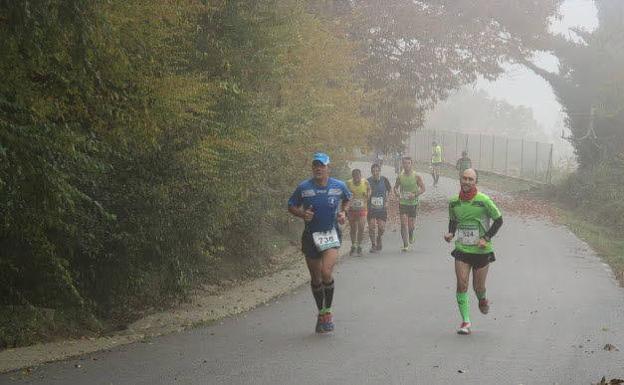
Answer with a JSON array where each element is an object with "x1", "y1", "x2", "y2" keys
[
  {"x1": 377, "y1": 219, "x2": 385, "y2": 250},
  {"x1": 306, "y1": 257, "x2": 324, "y2": 310},
  {"x1": 320, "y1": 248, "x2": 338, "y2": 331},
  {"x1": 473, "y1": 263, "x2": 490, "y2": 313},
  {"x1": 356, "y1": 215, "x2": 365, "y2": 252},
  {"x1": 368, "y1": 217, "x2": 377, "y2": 251},
  {"x1": 320, "y1": 248, "x2": 338, "y2": 306},
  {"x1": 348, "y1": 215, "x2": 357, "y2": 254},
  {"x1": 408, "y1": 215, "x2": 416, "y2": 243},
  {"x1": 400, "y1": 212, "x2": 409, "y2": 248},
  {"x1": 455, "y1": 259, "x2": 471, "y2": 323}
]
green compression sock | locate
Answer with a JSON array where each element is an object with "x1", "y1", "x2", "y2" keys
[
  {"x1": 476, "y1": 291, "x2": 486, "y2": 301},
  {"x1": 456, "y1": 292, "x2": 470, "y2": 323}
]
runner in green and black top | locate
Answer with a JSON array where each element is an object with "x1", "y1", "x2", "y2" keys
[
  {"x1": 444, "y1": 168, "x2": 503, "y2": 335},
  {"x1": 455, "y1": 151, "x2": 472, "y2": 178},
  {"x1": 393, "y1": 157, "x2": 425, "y2": 252}
]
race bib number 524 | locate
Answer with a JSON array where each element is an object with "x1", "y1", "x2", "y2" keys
[
  {"x1": 312, "y1": 228, "x2": 340, "y2": 251},
  {"x1": 457, "y1": 227, "x2": 479, "y2": 246}
]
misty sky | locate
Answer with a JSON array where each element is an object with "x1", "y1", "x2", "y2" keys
[{"x1": 476, "y1": 0, "x2": 598, "y2": 142}]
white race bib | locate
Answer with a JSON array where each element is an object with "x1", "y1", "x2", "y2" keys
[
  {"x1": 457, "y1": 226, "x2": 479, "y2": 246},
  {"x1": 371, "y1": 196, "x2": 384, "y2": 208},
  {"x1": 312, "y1": 228, "x2": 341, "y2": 251},
  {"x1": 352, "y1": 199, "x2": 365, "y2": 209},
  {"x1": 401, "y1": 191, "x2": 415, "y2": 200}
]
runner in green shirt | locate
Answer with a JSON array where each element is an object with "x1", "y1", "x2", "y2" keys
[
  {"x1": 455, "y1": 151, "x2": 472, "y2": 178},
  {"x1": 444, "y1": 168, "x2": 503, "y2": 335},
  {"x1": 393, "y1": 157, "x2": 425, "y2": 252}
]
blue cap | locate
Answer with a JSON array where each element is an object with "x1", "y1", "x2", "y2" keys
[{"x1": 312, "y1": 152, "x2": 330, "y2": 165}]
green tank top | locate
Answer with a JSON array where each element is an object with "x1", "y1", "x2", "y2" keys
[{"x1": 399, "y1": 172, "x2": 419, "y2": 206}]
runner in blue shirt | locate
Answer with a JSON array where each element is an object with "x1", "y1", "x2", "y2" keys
[
  {"x1": 367, "y1": 163, "x2": 392, "y2": 253},
  {"x1": 288, "y1": 152, "x2": 351, "y2": 333}
]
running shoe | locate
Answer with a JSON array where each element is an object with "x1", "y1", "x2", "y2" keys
[
  {"x1": 401, "y1": 246, "x2": 409, "y2": 252},
  {"x1": 369, "y1": 245, "x2": 378, "y2": 253},
  {"x1": 349, "y1": 245, "x2": 356, "y2": 256},
  {"x1": 478, "y1": 298, "x2": 490, "y2": 315},
  {"x1": 320, "y1": 309, "x2": 334, "y2": 332},
  {"x1": 457, "y1": 321, "x2": 472, "y2": 335},
  {"x1": 376, "y1": 236, "x2": 383, "y2": 251},
  {"x1": 315, "y1": 314, "x2": 324, "y2": 333},
  {"x1": 356, "y1": 245, "x2": 362, "y2": 256}
]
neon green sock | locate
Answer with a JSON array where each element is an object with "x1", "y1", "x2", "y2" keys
[
  {"x1": 456, "y1": 292, "x2": 470, "y2": 323},
  {"x1": 476, "y1": 291, "x2": 486, "y2": 301}
]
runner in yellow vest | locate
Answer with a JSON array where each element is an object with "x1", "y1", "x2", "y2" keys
[
  {"x1": 431, "y1": 141, "x2": 443, "y2": 187},
  {"x1": 346, "y1": 169, "x2": 371, "y2": 256},
  {"x1": 393, "y1": 157, "x2": 425, "y2": 252}
]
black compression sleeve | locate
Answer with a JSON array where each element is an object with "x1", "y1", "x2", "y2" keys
[
  {"x1": 448, "y1": 220, "x2": 458, "y2": 234},
  {"x1": 484, "y1": 217, "x2": 503, "y2": 239},
  {"x1": 383, "y1": 177, "x2": 392, "y2": 192}
]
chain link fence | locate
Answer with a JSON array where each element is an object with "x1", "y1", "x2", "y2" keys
[{"x1": 408, "y1": 130, "x2": 554, "y2": 183}]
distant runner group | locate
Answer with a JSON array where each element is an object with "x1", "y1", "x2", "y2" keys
[{"x1": 288, "y1": 151, "x2": 503, "y2": 335}]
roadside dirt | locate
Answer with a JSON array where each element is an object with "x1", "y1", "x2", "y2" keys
[{"x1": 0, "y1": 246, "x2": 314, "y2": 374}]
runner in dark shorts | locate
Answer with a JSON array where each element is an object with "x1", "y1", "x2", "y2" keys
[
  {"x1": 288, "y1": 152, "x2": 351, "y2": 333},
  {"x1": 444, "y1": 168, "x2": 503, "y2": 335},
  {"x1": 393, "y1": 157, "x2": 425, "y2": 252},
  {"x1": 367, "y1": 163, "x2": 391, "y2": 252}
]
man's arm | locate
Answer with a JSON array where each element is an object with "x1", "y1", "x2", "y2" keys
[
  {"x1": 483, "y1": 217, "x2": 503, "y2": 241},
  {"x1": 416, "y1": 175, "x2": 426, "y2": 196},
  {"x1": 289, "y1": 205, "x2": 314, "y2": 222},
  {"x1": 448, "y1": 219, "x2": 458, "y2": 234},
  {"x1": 393, "y1": 176, "x2": 401, "y2": 196}
]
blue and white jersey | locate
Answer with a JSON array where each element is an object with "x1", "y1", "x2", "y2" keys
[
  {"x1": 368, "y1": 176, "x2": 390, "y2": 213},
  {"x1": 288, "y1": 178, "x2": 352, "y2": 233}
]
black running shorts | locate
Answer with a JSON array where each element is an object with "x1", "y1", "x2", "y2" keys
[
  {"x1": 367, "y1": 209, "x2": 388, "y2": 221},
  {"x1": 399, "y1": 204, "x2": 418, "y2": 218},
  {"x1": 301, "y1": 228, "x2": 342, "y2": 259},
  {"x1": 451, "y1": 250, "x2": 495, "y2": 269}
]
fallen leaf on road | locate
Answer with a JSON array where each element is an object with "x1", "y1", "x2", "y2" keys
[
  {"x1": 457, "y1": 369, "x2": 466, "y2": 374},
  {"x1": 595, "y1": 377, "x2": 624, "y2": 385},
  {"x1": 603, "y1": 343, "x2": 619, "y2": 352}
]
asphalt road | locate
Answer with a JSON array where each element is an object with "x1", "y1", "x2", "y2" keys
[{"x1": 2, "y1": 168, "x2": 623, "y2": 385}]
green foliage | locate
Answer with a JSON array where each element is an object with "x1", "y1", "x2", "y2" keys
[
  {"x1": 0, "y1": 0, "x2": 370, "y2": 347},
  {"x1": 554, "y1": 159, "x2": 624, "y2": 232},
  {"x1": 339, "y1": 0, "x2": 560, "y2": 151},
  {"x1": 527, "y1": 0, "x2": 624, "y2": 168}
]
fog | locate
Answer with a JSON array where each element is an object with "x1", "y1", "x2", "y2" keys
[{"x1": 424, "y1": 0, "x2": 599, "y2": 166}]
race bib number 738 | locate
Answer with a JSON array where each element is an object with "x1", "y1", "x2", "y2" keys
[{"x1": 312, "y1": 228, "x2": 341, "y2": 251}]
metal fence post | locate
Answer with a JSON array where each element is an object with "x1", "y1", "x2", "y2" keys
[
  {"x1": 534, "y1": 141, "x2": 539, "y2": 179},
  {"x1": 478, "y1": 134, "x2": 482, "y2": 169},
  {"x1": 547, "y1": 143, "x2": 553, "y2": 183},
  {"x1": 455, "y1": 131, "x2": 459, "y2": 164},
  {"x1": 490, "y1": 135, "x2": 495, "y2": 171},
  {"x1": 520, "y1": 138, "x2": 524, "y2": 178},
  {"x1": 504, "y1": 138, "x2": 509, "y2": 175}
]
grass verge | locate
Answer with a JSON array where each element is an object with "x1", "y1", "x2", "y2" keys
[{"x1": 417, "y1": 162, "x2": 624, "y2": 286}]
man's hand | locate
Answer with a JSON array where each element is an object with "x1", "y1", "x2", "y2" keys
[
  {"x1": 303, "y1": 207, "x2": 314, "y2": 222},
  {"x1": 337, "y1": 210, "x2": 346, "y2": 225},
  {"x1": 444, "y1": 233, "x2": 454, "y2": 243},
  {"x1": 478, "y1": 238, "x2": 487, "y2": 248}
]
